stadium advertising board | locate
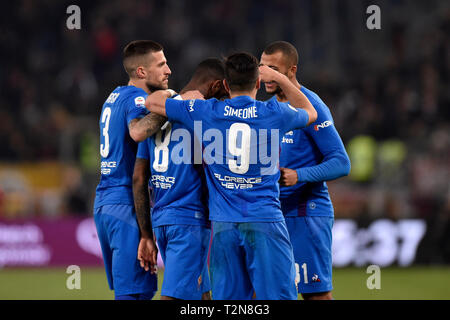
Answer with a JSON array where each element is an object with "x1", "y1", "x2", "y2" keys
[{"x1": 0, "y1": 218, "x2": 428, "y2": 268}]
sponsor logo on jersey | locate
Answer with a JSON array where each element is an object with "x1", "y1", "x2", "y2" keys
[
  {"x1": 100, "y1": 161, "x2": 117, "y2": 175},
  {"x1": 282, "y1": 136, "x2": 294, "y2": 144},
  {"x1": 214, "y1": 173, "x2": 262, "y2": 189},
  {"x1": 314, "y1": 120, "x2": 333, "y2": 131},
  {"x1": 134, "y1": 96, "x2": 146, "y2": 108},
  {"x1": 151, "y1": 175, "x2": 175, "y2": 189},
  {"x1": 312, "y1": 274, "x2": 321, "y2": 282}
]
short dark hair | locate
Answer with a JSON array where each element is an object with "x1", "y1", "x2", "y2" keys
[
  {"x1": 224, "y1": 52, "x2": 259, "y2": 92},
  {"x1": 263, "y1": 41, "x2": 299, "y2": 66},
  {"x1": 191, "y1": 58, "x2": 225, "y2": 82},
  {"x1": 123, "y1": 40, "x2": 163, "y2": 78}
]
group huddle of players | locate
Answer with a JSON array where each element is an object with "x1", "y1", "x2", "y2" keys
[{"x1": 94, "y1": 39, "x2": 351, "y2": 300}]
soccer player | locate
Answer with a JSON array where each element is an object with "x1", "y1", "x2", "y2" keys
[
  {"x1": 260, "y1": 41, "x2": 351, "y2": 300},
  {"x1": 132, "y1": 58, "x2": 227, "y2": 300},
  {"x1": 144, "y1": 52, "x2": 317, "y2": 300},
  {"x1": 94, "y1": 40, "x2": 172, "y2": 300}
]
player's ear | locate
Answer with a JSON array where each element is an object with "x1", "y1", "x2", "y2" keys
[
  {"x1": 223, "y1": 79, "x2": 231, "y2": 95},
  {"x1": 255, "y1": 77, "x2": 261, "y2": 90},
  {"x1": 207, "y1": 80, "x2": 222, "y2": 98},
  {"x1": 135, "y1": 66, "x2": 146, "y2": 79},
  {"x1": 213, "y1": 79, "x2": 223, "y2": 92},
  {"x1": 288, "y1": 65, "x2": 297, "y2": 78}
]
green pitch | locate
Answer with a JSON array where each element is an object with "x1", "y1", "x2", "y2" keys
[{"x1": 0, "y1": 266, "x2": 449, "y2": 300}]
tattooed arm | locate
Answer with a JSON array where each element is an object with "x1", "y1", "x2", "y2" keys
[{"x1": 129, "y1": 112, "x2": 167, "y2": 142}]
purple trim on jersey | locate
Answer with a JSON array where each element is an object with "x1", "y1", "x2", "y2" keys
[{"x1": 297, "y1": 202, "x2": 307, "y2": 217}]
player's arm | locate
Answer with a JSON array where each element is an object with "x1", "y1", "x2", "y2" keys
[
  {"x1": 132, "y1": 154, "x2": 158, "y2": 273},
  {"x1": 144, "y1": 90, "x2": 173, "y2": 117},
  {"x1": 280, "y1": 110, "x2": 351, "y2": 186},
  {"x1": 128, "y1": 112, "x2": 167, "y2": 142},
  {"x1": 259, "y1": 65, "x2": 317, "y2": 125},
  {"x1": 297, "y1": 127, "x2": 350, "y2": 183},
  {"x1": 133, "y1": 157, "x2": 152, "y2": 240},
  {"x1": 145, "y1": 89, "x2": 204, "y2": 117}
]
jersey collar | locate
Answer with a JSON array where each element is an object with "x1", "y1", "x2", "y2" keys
[{"x1": 225, "y1": 95, "x2": 255, "y2": 107}]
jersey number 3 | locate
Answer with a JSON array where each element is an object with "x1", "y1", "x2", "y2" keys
[{"x1": 100, "y1": 107, "x2": 111, "y2": 158}]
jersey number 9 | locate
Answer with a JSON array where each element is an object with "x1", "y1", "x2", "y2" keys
[{"x1": 228, "y1": 123, "x2": 251, "y2": 174}]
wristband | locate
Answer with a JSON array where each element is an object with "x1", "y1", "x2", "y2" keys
[{"x1": 166, "y1": 89, "x2": 177, "y2": 97}]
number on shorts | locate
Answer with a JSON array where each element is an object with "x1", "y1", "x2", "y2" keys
[{"x1": 295, "y1": 262, "x2": 309, "y2": 284}]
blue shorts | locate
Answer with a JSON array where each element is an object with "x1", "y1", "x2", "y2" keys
[
  {"x1": 94, "y1": 204, "x2": 158, "y2": 297},
  {"x1": 285, "y1": 216, "x2": 333, "y2": 294},
  {"x1": 209, "y1": 221, "x2": 297, "y2": 300},
  {"x1": 154, "y1": 224, "x2": 211, "y2": 300}
]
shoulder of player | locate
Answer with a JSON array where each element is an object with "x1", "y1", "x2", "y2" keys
[
  {"x1": 174, "y1": 97, "x2": 215, "y2": 104},
  {"x1": 301, "y1": 86, "x2": 330, "y2": 112},
  {"x1": 260, "y1": 96, "x2": 283, "y2": 111},
  {"x1": 300, "y1": 87, "x2": 333, "y2": 122},
  {"x1": 106, "y1": 85, "x2": 146, "y2": 100},
  {"x1": 192, "y1": 97, "x2": 219, "y2": 109},
  {"x1": 122, "y1": 86, "x2": 147, "y2": 100},
  {"x1": 115, "y1": 86, "x2": 148, "y2": 113},
  {"x1": 166, "y1": 97, "x2": 214, "y2": 118},
  {"x1": 108, "y1": 86, "x2": 145, "y2": 106}
]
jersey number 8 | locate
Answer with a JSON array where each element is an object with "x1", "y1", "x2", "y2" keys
[{"x1": 153, "y1": 122, "x2": 172, "y2": 172}]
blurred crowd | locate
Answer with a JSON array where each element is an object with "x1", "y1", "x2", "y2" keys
[{"x1": 0, "y1": 0, "x2": 448, "y2": 224}]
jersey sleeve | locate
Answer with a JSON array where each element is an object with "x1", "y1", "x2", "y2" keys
[
  {"x1": 296, "y1": 103, "x2": 351, "y2": 182},
  {"x1": 165, "y1": 98, "x2": 208, "y2": 130},
  {"x1": 125, "y1": 92, "x2": 149, "y2": 125},
  {"x1": 136, "y1": 139, "x2": 150, "y2": 160},
  {"x1": 277, "y1": 100, "x2": 310, "y2": 132}
]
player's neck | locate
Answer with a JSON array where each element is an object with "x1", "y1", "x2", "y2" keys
[
  {"x1": 228, "y1": 87, "x2": 257, "y2": 99},
  {"x1": 276, "y1": 92, "x2": 288, "y2": 102},
  {"x1": 128, "y1": 79, "x2": 151, "y2": 95},
  {"x1": 229, "y1": 91, "x2": 257, "y2": 99},
  {"x1": 181, "y1": 81, "x2": 208, "y2": 97}
]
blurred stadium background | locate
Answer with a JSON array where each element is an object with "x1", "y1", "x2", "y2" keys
[{"x1": 0, "y1": 0, "x2": 449, "y2": 299}]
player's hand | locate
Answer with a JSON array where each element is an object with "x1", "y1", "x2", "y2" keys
[
  {"x1": 137, "y1": 237, "x2": 158, "y2": 274},
  {"x1": 180, "y1": 90, "x2": 204, "y2": 100},
  {"x1": 279, "y1": 167, "x2": 298, "y2": 186},
  {"x1": 259, "y1": 65, "x2": 283, "y2": 84}
]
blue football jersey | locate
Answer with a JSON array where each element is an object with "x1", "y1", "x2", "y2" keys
[
  {"x1": 165, "y1": 95, "x2": 309, "y2": 223},
  {"x1": 136, "y1": 119, "x2": 208, "y2": 227},
  {"x1": 279, "y1": 86, "x2": 350, "y2": 217},
  {"x1": 94, "y1": 85, "x2": 149, "y2": 208}
]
